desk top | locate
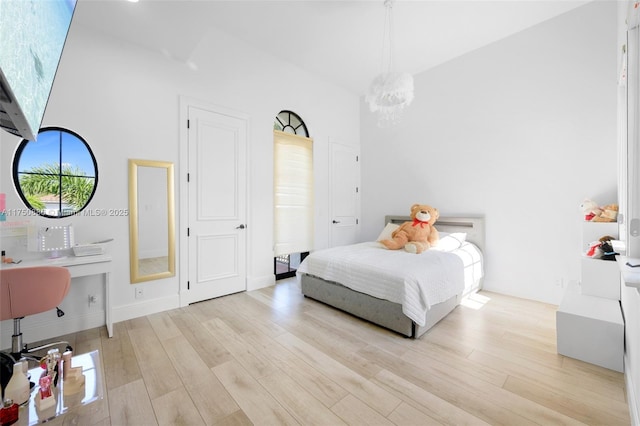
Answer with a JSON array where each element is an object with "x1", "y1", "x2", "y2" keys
[
  {"x1": 1, "y1": 254, "x2": 112, "y2": 270},
  {"x1": 616, "y1": 256, "x2": 640, "y2": 287}
]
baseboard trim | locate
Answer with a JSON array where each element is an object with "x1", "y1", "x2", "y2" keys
[
  {"x1": 247, "y1": 274, "x2": 275, "y2": 291},
  {"x1": 111, "y1": 295, "x2": 180, "y2": 325}
]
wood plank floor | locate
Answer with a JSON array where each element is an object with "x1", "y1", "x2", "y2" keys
[{"x1": 40, "y1": 278, "x2": 630, "y2": 425}]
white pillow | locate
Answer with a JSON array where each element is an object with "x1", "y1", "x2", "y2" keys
[
  {"x1": 449, "y1": 232, "x2": 467, "y2": 243},
  {"x1": 376, "y1": 223, "x2": 399, "y2": 241},
  {"x1": 432, "y1": 232, "x2": 467, "y2": 251}
]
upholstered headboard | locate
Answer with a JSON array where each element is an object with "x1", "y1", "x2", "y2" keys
[{"x1": 384, "y1": 215, "x2": 485, "y2": 253}]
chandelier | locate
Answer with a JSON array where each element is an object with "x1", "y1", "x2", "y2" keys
[{"x1": 365, "y1": 0, "x2": 414, "y2": 127}]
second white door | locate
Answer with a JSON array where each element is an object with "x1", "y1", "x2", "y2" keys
[{"x1": 329, "y1": 142, "x2": 360, "y2": 247}]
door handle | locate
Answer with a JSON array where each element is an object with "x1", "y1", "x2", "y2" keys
[
  {"x1": 236, "y1": 224, "x2": 246, "y2": 229},
  {"x1": 332, "y1": 220, "x2": 340, "y2": 224}
]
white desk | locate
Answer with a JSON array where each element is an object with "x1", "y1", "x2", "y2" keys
[
  {"x1": 616, "y1": 256, "x2": 640, "y2": 288},
  {"x1": 1, "y1": 255, "x2": 113, "y2": 337}
]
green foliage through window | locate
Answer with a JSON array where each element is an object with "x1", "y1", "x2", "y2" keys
[{"x1": 13, "y1": 127, "x2": 98, "y2": 218}]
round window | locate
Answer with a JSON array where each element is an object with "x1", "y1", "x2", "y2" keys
[{"x1": 12, "y1": 127, "x2": 98, "y2": 218}]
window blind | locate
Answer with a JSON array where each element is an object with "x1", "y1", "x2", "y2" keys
[{"x1": 274, "y1": 130, "x2": 313, "y2": 256}]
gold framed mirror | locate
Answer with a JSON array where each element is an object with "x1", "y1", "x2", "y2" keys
[{"x1": 128, "y1": 159, "x2": 175, "y2": 283}]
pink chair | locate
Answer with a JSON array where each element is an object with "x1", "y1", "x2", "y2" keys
[{"x1": 0, "y1": 266, "x2": 71, "y2": 359}]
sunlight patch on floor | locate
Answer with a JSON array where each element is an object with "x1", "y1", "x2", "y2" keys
[{"x1": 461, "y1": 292, "x2": 491, "y2": 310}]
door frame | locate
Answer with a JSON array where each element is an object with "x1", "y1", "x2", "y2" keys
[{"x1": 178, "y1": 96, "x2": 251, "y2": 307}]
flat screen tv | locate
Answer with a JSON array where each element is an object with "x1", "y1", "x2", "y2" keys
[{"x1": 0, "y1": 0, "x2": 77, "y2": 141}]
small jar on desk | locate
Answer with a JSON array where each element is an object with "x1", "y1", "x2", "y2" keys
[{"x1": 0, "y1": 398, "x2": 18, "y2": 426}]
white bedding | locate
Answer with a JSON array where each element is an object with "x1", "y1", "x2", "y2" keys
[{"x1": 297, "y1": 241, "x2": 483, "y2": 326}]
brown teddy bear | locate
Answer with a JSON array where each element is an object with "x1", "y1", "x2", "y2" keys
[
  {"x1": 592, "y1": 204, "x2": 618, "y2": 222},
  {"x1": 380, "y1": 204, "x2": 439, "y2": 254}
]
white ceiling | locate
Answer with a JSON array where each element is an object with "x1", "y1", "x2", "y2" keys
[{"x1": 73, "y1": 0, "x2": 591, "y2": 95}]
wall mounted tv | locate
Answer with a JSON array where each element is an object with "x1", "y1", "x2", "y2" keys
[{"x1": 0, "y1": 0, "x2": 77, "y2": 141}]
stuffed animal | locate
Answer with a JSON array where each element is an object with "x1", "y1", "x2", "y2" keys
[
  {"x1": 592, "y1": 204, "x2": 618, "y2": 222},
  {"x1": 599, "y1": 239, "x2": 619, "y2": 261},
  {"x1": 579, "y1": 199, "x2": 618, "y2": 222},
  {"x1": 380, "y1": 204, "x2": 439, "y2": 254},
  {"x1": 580, "y1": 199, "x2": 603, "y2": 221},
  {"x1": 585, "y1": 235, "x2": 617, "y2": 259}
]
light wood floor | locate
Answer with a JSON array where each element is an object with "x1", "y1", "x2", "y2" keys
[{"x1": 42, "y1": 278, "x2": 630, "y2": 425}]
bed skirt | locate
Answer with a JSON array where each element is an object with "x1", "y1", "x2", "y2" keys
[{"x1": 300, "y1": 274, "x2": 461, "y2": 338}]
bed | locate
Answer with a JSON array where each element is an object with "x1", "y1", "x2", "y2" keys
[{"x1": 297, "y1": 216, "x2": 485, "y2": 338}]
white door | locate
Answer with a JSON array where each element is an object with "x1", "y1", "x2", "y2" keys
[
  {"x1": 184, "y1": 106, "x2": 247, "y2": 304},
  {"x1": 329, "y1": 142, "x2": 360, "y2": 247}
]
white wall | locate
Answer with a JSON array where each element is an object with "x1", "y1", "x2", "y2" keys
[
  {"x1": 360, "y1": 1, "x2": 618, "y2": 305},
  {"x1": 0, "y1": 19, "x2": 360, "y2": 347}
]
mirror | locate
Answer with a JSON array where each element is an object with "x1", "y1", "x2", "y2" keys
[{"x1": 128, "y1": 159, "x2": 175, "y2": 283}]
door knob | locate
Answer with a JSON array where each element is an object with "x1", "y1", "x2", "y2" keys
[
  {"x1": 332, "y1": 220, "x2": 340, "y2": 224},
  {"x1": 236, "y1": 224, "x2": 246, "y2": 229}
]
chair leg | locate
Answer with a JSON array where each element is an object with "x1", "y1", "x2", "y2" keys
[
  {"x1": 10, "y1": 317, "x2": 72, "y2": 361},
  {"x1": 11, "y1": 318, "x2": 23, "y2": 358},
  {"x1": 23, "y1": 341, "x2": 72, "y2": 356}
]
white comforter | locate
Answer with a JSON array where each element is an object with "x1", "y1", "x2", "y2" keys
[{"x1": 297, "y1": 241, "x2": 470, "y2": 326}]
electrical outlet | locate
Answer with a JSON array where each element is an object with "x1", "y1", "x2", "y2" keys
[
  {"x1": 88, "y1": 294, "x2": 98, "y2": 306},
  {"x1": 555, "y1": 278, "x2": 565, "y2": 288},
  {"x1": 135, "y1": 287, "x2": 144, "y2": 299}
]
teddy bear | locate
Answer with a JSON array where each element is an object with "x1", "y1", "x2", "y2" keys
[
  {"x1": 380, "y1": 204, "x2": 439, "y2": 254},
  {"x1": 580, "y1": 198, "x2": 603, "y2": 221},
  {"x1": 592, "y1": 204, "x2": 618, "y2": 222},
  {"x1": 580, "y1": 199, "x2": 618, "y2": 222}
]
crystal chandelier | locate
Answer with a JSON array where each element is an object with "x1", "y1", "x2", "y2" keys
[{"x1": 365, "y1": 0, "x2": 414, "y2": 127}]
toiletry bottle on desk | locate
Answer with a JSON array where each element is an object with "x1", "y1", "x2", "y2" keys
[
  {"x1": 3, "y1": 362, "x2": 29, "y2": 406},
  {"x1": 0, "y1": 251, "x2": 12, "y2": 264}
]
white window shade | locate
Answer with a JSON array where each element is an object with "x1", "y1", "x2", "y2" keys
[{"x1": 274, "y1": 130, "x2": 313, "y2": 256}]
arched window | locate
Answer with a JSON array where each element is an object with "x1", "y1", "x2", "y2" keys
[
  {"x1": 12, "y1": 127, "x2": 98, "y2": 218},
  {"x1": 274, "y1": 110, "x2": 309, "y2": 137}
]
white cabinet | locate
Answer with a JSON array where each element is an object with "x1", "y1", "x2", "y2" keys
[
  {"x1": 556, "y1": 281, "x2": 624, "y2": 372},
  {"x1": 556, "y1": 221, "x2": 624, "y2": 372},
  {"x1": 580, "y1": 257, "x2": 620, "y2": 299}
]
